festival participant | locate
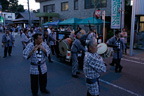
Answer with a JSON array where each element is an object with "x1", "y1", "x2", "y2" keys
[
  {"x1": 71, "y1": 31, "x2": 86, "y2": 78},
  {"x1": 107, "y1": 30, "x2": 125, "y2": 72},
  {"x1": 83, "y1": 38, "x2": 106, "y2": 96},
  {"x1": 23, "y1": 33, "x2": 50, "y2": 96},
  {"x1": 2, "y1": 29, "x2": 14, "y2": 58}
]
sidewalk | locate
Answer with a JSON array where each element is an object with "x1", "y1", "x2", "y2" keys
[{"x1": 123, "y1": 49, "x2": 144, "y2": 61}]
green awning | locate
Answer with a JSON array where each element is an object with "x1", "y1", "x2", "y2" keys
[
  {"x1": 58, "y1": 18, "x2": 82, "y2": 25},
  {"x1": 35, "y1": 13, "x2": 59, "y2": 17},
  {"x1": 77, "y1": 17, "x2": 110, "y2": 25},
  {"x1": 42, "y1": 22, "x2": 51, "y2": 26}
]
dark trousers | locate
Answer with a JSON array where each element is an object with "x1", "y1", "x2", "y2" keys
[
  {"x1": 51, "y1": 45, "x2": 55, "y2": 55},
  {"x1": 4, "y1": 46, "x2": 12, "y2": 57},
  {"x1": 55, "y1": 42, "x2": 60, "y2": 57},
  {"x1": 51, "y1": 45, "x2": 60, "y2": 57},
  {"x1": 111, "y1": 58, "x2": 115, "y2": 65},
  {"x1": 115, "y1": 58, "x2": 122, "y2": 71},
  {"x1": 48, "y1": 54, "x2": 52, "y2": 61},
  {"x1": 125, "y1": 43, "x2": 127, "y2": 54},
  {"x1": 30, "y1": 73, "x2": 47, "y2": 95}
]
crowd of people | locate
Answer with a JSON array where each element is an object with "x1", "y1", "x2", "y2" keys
[{"x1": 1, "y1": 24, "x2": 127, "y2": 96}]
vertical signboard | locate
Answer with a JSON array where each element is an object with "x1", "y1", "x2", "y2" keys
[
  {"x1": 1, "y1": 16, "x2": 3, "y2": 23},
  {"x1": 111, "y1": 0, "x2": 121, "y2": 29}
]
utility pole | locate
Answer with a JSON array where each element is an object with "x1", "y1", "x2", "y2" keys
[
  {"x1": 129, "y1": 0, "x2": 136, "y2": 56},
  {"x1": 121, "y1": 0, "x2": 125, "y2": 32},
  {"x1": 27, "y1": 0, "x2": 31, "y2": 26},
  {"x1": 102, "y1": 11, "x2": 105, "y2": 43},
  {"x1": 119, "y1": 0, "x2": 125, "y2": 32}
]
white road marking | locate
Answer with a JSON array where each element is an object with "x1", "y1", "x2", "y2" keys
[
  {"x1": 122, "y1": 58, "x2": 144, "y2": 65},
  {"x1": 100, "y1": 79, "x2": 141, "y2": 96},
  {"x1": 53, "y1": 60, "x2": 142, "y2": 96},
  {"x1": 123, "y1": 55, "x2": 140, "y2": 60}
]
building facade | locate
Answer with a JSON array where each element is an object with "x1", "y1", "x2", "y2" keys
[
  {"x1": 135, "y1": 0, "x2": 144, "y2": 33},
  {"x1": 13, "y1": 12, "x2": 39, "y2": 28},
  {"x1": 35, "y1": 0, "x2": 111, "y2": 25},
  {"x1": 0, "y1": 12, "x2": 15, "y2": 26}
]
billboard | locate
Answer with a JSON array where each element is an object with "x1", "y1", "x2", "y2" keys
[{"x1": 111, "y1": 0, "x2": 121, "y2": 29}]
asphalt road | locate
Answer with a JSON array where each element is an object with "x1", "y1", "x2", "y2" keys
[{"x1": 0, "y1": 33, "x2": 144, "y2": 96}]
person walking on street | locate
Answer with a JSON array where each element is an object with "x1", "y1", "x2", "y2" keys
[
  {"x1": 83, "y1": 39, "x2": 106, "y2": 96},
  {"x1": 71, "y1": 32, "x2": 86, "y2": 78},
  {"x1": 107, "y1": 30, "x2": 125, "y2": 73},
  {"x1": 2, "y1": 29, "x2": 15, "y2": 58},
  {"x1": 21, "y1": 28, "x2": 31, "y2": 50},
  {"x1": 44, "y1": 30, "x2": 56, "y2": 63},
  {"x1": 50, "y1": 28, "x2": 57, "y2": 55},
  {"x1": 23, "y1": 33, "x2": 51, "y2": 96}
]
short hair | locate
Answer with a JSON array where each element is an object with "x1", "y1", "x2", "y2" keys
[
  {"x1": 33, "y1": 33, "x2": 42, "y2": 40},
  {"x1": 5, "y1": 29, "x2": 9, "y2": 32},
  {"x1": 89, "y1": 29, "x2": 93, "y2": 32},
  {"x1": 23, "y1": 28, "x2": 28, "y2": 33},
  {"x1": 87, "y1": 38, "x2": 97, "y2": 49},
  {"x1": 115, "y1": 30, "x2": 120, "y2": 35}
]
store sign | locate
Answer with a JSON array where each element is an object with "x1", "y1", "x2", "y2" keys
[
  {"x1": 95, "y1": 9, "x2": 101, "y2": 19},
  {"x1": 111, "y1": 0, "x2": 121, "y2": 29}
]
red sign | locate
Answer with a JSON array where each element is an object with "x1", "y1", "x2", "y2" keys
[{"x1": 95, "y1": 9, "x2": 101, "y2": 19}]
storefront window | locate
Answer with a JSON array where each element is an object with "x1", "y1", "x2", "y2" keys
[{"x1": 139, "y1": 16, "x2": 144, "y2": 32}]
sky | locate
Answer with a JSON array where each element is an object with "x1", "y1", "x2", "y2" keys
[{"x1": 18, "y1": 0, "x2": 40, "y2": 10}]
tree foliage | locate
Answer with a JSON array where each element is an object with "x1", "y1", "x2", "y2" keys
[
  {"x1": 1, "y1": 0, "x2": 25, "y2": 12},
  {"x1": 1, "y1": 0, "x2": 9, "y2": 11},
  {"x1": 17, "y1": 5, "x2": 25, "y2": 12}
]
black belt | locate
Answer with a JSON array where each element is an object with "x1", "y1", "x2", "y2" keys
[
  {"x1": 31, "y1": 61, "x2": 45, "y2": 66},
  {"x1": 86, "y1": 78, "x2": 98, "y2": 84},
  {"x1": 31, "y1": 62, "x2": 45, "y2": 75}
]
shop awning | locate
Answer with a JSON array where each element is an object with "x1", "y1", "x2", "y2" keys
[
  {"x1": 77, "y1": 17, "x2": 110, "y2": 25},
  {"x1": 35, "y1": 12, "x2": 59, "y2": 17},
  {"x1": 58, "y1": 18, "x2": 82, "y2": 25}
]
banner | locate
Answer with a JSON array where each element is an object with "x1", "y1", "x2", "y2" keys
[
  {"x1": 1, "y1": 16, "x2": 3, "y2": 23},
  {"x1": 111, "y1": 0, "x2": 121, "y2": 29}
]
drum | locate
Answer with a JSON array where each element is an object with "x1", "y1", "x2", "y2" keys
[
  {"x1": 97, "y1": 43, "x2": 112, "y2": 58},
  {"x1": 59, "y1": 38, "x2": 72, "y2": 57}
]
